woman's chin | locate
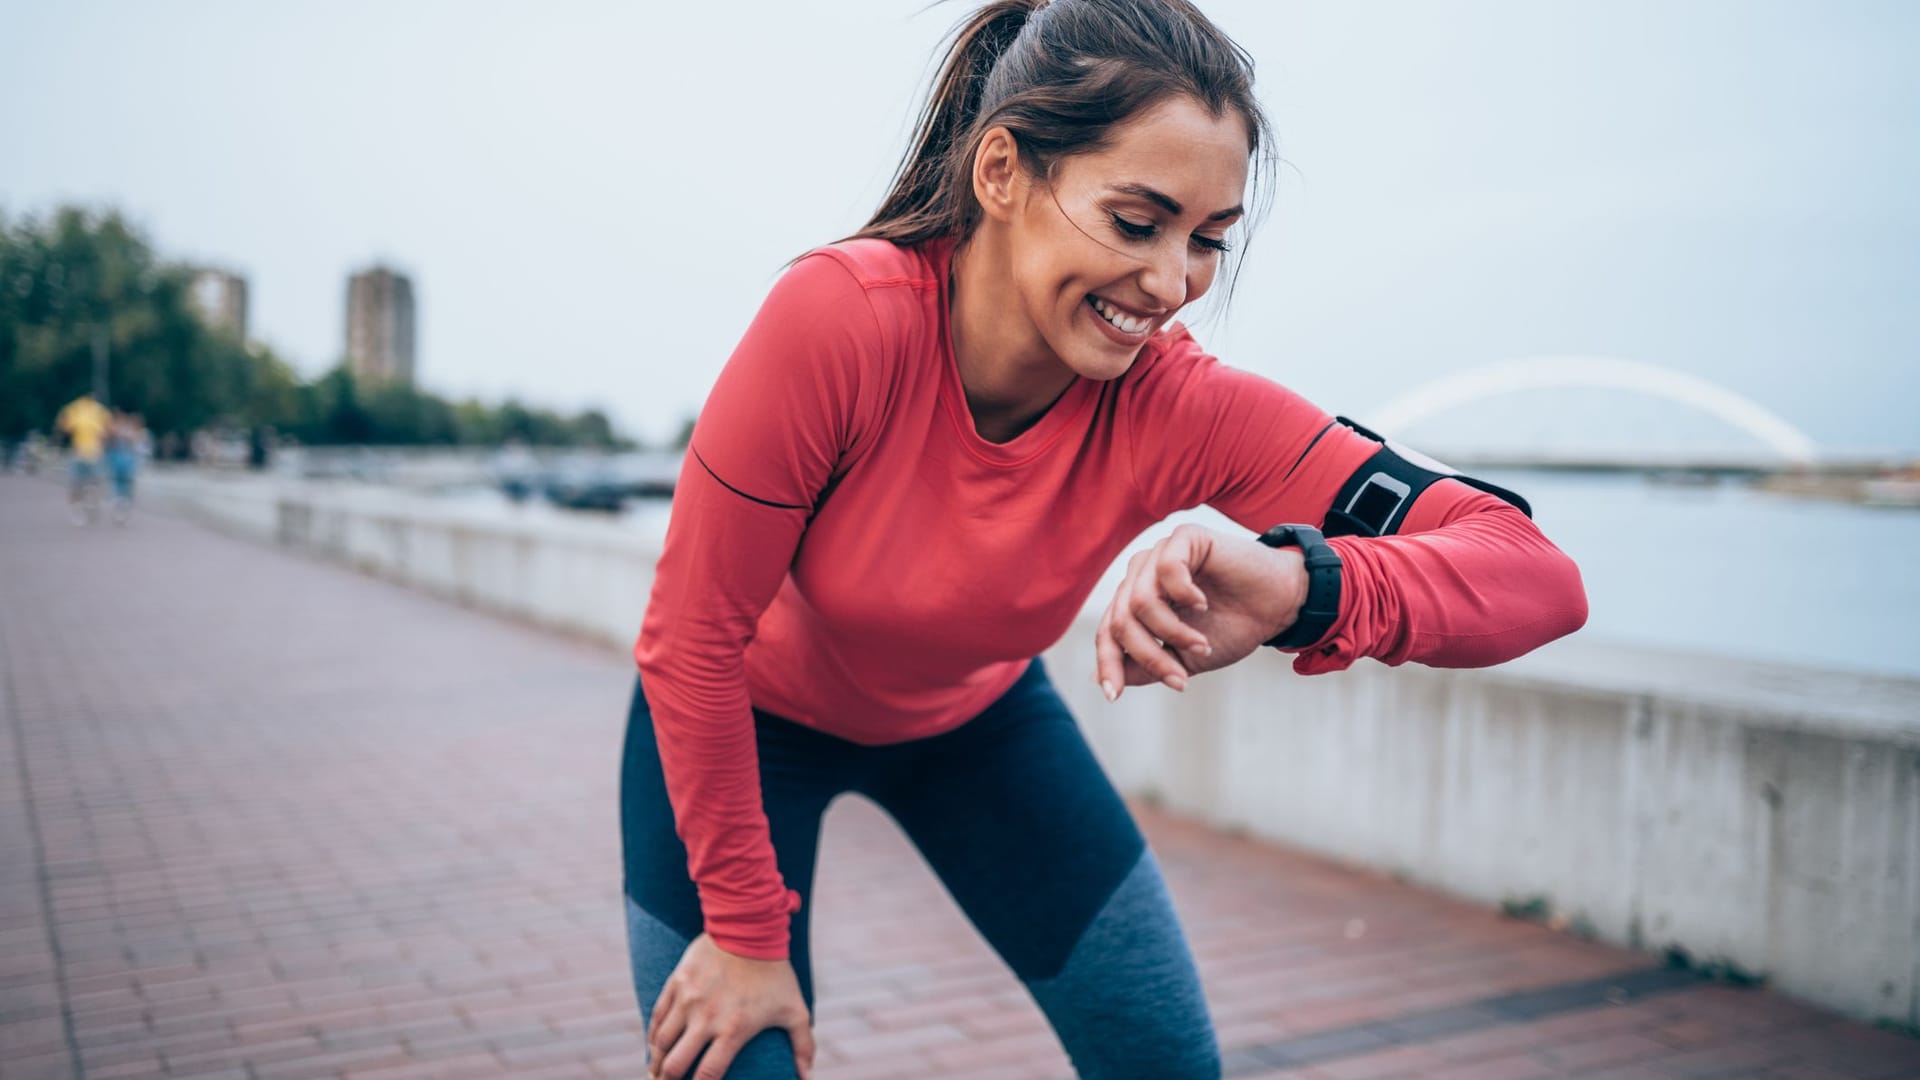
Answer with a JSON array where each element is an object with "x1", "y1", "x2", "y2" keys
[{"x1": 1067, "y1": 347, "x2": 1145, "y2": 383}]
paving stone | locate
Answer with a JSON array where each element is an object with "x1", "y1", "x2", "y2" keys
[{"x1": 1, "y1": 475, "x2": 1915, "y2": 1079}]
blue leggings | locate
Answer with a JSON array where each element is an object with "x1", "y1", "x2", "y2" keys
[{"x1": 620, "y1": 656, "x2": 1222, "y2": 1079}]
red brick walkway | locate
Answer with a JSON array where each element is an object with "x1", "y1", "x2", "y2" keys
[{"x1": 2, "y1": 474, "x2": 1916, "y2": 1080}]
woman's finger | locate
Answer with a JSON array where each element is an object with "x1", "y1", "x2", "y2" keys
[
  {"x1": 1094, "y1": 550, "x2": 1153, "y2": 701},
  {"x1": 649, "y1": 1001, "x2": 692, "y2": 1079},
  {"x1": 1128, "y1": 552, "x2": 1208, "y2": 656},
  {"x1": 1111, "y1": 606, "x2": 1190, "y2": 689},
  {"x1": 1119, "y1": 540, "x2": 1208, "y2": 663},
  {"x1": 1093, "y1": 608, "x2": 1128, "y2": 701},
  {"x1": 657, "y1": 1021, "x2": 708, "y2": 1080},
  {"x1": 1119, "y1": 651, "x2": 1159, "y2": 688},
  {"x1": 1158, "y1": 528, "x2": 1210, "y2": 611},
  {"x1": 647, "y1": 982, "x2": 679, "y2": 1057},
  {"x1": 691, "y1": 1030, "x2": 745, "y2": 1080}
]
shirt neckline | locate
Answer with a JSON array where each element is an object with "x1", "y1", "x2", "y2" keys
[{"x1": 930, "y1": 236, "x2": 1099, "y2": 468}]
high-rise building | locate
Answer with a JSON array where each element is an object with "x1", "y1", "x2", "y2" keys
[
  {"x1": 345, "y1": 265, "x2": 416, "y2": 385},
  {"x1": 189, "y1": 268, "x2": 249, "y2": 340}
]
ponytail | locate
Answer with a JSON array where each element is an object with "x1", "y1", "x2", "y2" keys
[
  {"x1": 848, "y1": 0, "x2": 1272, "y2": 280},
  {"x1": 856, "y1": 0, "x2": 1042, "y2": 247}
]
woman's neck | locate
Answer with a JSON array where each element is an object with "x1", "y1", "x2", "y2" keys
[{"x1": 948, "y1": 231, "x2": 1079, "y2": 444}]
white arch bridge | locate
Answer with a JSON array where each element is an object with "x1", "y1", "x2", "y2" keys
[{"x1": 1363, "y1": 356, "x2": 1822, "y2": 472}]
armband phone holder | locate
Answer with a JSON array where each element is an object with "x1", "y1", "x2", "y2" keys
[{"x1": 1323, "y1": 416, "x2": 1533, "y2": 539}]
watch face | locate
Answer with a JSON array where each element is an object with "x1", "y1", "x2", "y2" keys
[{"x1": 1260, "y1": 526, "x2": 1295, "y2": 547}]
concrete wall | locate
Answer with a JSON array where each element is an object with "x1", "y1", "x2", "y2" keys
[
  {"x1": 151, "y1": 471, "x2": 660, "y2": 647},
  {"x1": 1045, "y1": 644, "x2": 1920, "y2": 1025},
  {"x1": 147, "y1": 471, "x2": 1920, "y2": 1026}
]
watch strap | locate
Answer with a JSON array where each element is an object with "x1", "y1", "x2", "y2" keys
[{"x1": 1257, "y1": 523, "x2": 1343, "y2": 650}]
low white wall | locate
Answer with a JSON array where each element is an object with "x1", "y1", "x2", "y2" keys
[
  {"x1": 149, "y1": 470, "x2": 661, "y2": 648},
  {"x1": 1047, "y1": 641, "x2": 1920, "y2": 1026},
  {"x1": 147, "y1": 470, "x2": 1920, "y2": 1027}
]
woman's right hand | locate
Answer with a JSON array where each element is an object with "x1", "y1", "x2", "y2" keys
[{"x1": 647, "y1": 932, "x2": 816, "y2": 1080}]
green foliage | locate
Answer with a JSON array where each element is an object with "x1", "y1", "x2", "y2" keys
[
  {"x1": 0, "y1": 205, "x2": 249, "y2": 439},
  {"x1": 1663, "y1": 945, "x2": 1766, "y2": 987},
  {"x1": 669, "y1": 414, "x2": 696, "y2": 451},
  {"x1": 0, "y1": 204, "x2": 627, "y2": 448},
  {"x1": 1499, "y1": 895, "x2": 1552, "y2": 922}
]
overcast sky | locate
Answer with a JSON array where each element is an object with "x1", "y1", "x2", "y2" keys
[{"x1": 5, "y1": 1, "x2": 1916, "y2": 456}]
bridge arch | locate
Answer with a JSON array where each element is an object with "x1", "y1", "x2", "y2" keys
[{"x1": 1366, "y1": 356, "x2": 1819, "y2": 463}]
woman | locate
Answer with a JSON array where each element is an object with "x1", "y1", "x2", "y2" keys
[{"x1": 624, "y1": 2, "x2": 1589, "y2": 1078}]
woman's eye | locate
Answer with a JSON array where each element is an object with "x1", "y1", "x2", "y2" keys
[{"x1": 1109, "y1": 212, "x2": 1231, "y2": 254}]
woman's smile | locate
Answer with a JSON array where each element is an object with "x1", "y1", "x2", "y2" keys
[{"x1": 1082, "y1": 293, "x2": 1156, "y2": 346}]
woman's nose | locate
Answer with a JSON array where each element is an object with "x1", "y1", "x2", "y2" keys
[{"x1": 1138, "y1": 243, "x2": 1188, "y2": 311}]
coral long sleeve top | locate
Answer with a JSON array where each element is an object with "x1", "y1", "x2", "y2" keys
[{"x1": 633, "y1": 236, "x2": 1588, "y2": 960}]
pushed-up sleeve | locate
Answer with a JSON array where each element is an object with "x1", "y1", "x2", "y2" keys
[
  {"x1": 1126, "y1": 330, "x2": 1587, "y2": 675},
  {"x1": 634, "y1": 253, "x2": 883, "y2": 960}
]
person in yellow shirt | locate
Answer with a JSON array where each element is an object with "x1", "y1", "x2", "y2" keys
[{"x1": 54, "y1": 393, "x2": 111, "y2": 524}]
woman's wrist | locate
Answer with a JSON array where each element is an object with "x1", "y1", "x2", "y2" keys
[{"x1": 1256, "y1": 543, "x2": 1310, "y2": 645}]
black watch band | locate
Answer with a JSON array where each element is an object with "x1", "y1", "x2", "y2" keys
[{"x1": 1256, "y1": 523, "x2": 1343, "y2": 650}]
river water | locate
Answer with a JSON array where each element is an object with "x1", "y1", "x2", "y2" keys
[{"x1": 1476, "y1": 470, "x2": 1920, "y2": 680}]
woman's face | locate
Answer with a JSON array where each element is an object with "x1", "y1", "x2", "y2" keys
[{"x1": 999, "y1": 95, "x2": 1252, "y2": 381}]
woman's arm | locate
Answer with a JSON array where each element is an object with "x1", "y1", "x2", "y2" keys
[
  {"x1": 1295, "y1": 476, "x2": 1589, "y2": 672},
  {"x1": 1120, "y1": 330, "x2": 1588, "y2": 677},
  {"x1": 635, "y1": 252, "x2": 883, "y2": 961}
]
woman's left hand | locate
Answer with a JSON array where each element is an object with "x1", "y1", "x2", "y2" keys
[{"x1": 1093, "y1": 524, "x2": 1308, "y2": 701}]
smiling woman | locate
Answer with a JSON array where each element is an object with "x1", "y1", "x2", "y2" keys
[{"x1": 622, "y1": 2, "x2": 1588, "y2": 1078}]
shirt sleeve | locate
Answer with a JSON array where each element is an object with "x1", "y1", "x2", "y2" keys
[
  {"x1": 633, "y1": 252, "x2": 884, "y2": 961},
  {"x1": 1125, "y1": 329, "x2": 1588, "y2": 674}
]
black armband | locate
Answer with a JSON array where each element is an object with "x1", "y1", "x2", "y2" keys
[{"x1": 1320, "y1": 416, "x2": 1532, "y2": 539}]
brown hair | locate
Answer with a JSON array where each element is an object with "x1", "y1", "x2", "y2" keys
[{"x1": 854, "y1": 0, "x2": 1273, "y2": 285}]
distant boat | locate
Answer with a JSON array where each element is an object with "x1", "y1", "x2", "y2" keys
[{"x1": 1862, "y1": 478, "x2": 1920, "y2": 508}]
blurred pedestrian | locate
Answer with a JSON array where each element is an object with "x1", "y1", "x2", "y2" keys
[
  {"x1": 53, "y1": 392, "x2": 110, "y2": 525},
  {"x1": 247, "y1": 425, "x2": 272, "y2": 471},
  {"x1": 624, "y1": 3, "x2": 1590, "y2": 1079},
  {"x1": 105, "y1": 409, "x2": 144, "y2": 524}
]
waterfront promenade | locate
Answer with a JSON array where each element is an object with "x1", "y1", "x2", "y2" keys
[{"x1": 3, "y1": 475, "x2": 1917, "y2": 1080}]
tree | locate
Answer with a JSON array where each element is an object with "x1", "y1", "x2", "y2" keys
[
  {"x1": 669, "y1": 414, "x2": 697, "y2": 451},
  {"x1": 241, "y1": 345, "x2": 305, "y2": 432},
  {"x1": 1, "y1": 203, "x2": 632, "y2": 449},
  {"x1": 0, "y1": 206, "x2": 255, "y2": 440}
]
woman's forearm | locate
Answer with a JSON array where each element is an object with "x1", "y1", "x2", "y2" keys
[{"x1": 1287, "y1": 485, "x2": 1589, "y2": 674}]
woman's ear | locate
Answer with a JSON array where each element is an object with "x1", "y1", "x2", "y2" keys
[{"x1": 971, "y1": 126, "x2": 1023, "y2": 224}]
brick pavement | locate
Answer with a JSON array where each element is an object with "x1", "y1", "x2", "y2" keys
[{"x1": 2, "y1": 473, "x2": 1917, "y2": 1080}]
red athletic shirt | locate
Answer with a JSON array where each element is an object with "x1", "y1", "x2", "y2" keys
[{"x1": 634, "y1": 236, "x2": 1588, "y2": 960}]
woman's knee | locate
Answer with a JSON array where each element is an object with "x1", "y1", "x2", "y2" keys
[
  {"x1": 696, "y1": 1028, "x2": 803, "y2": 1080},
  {"x1": 664, "y1": 1029, "x2": 802, "y2": 1080},
  {"x1": 625, "y1": 897, "x2": 803, "y2": 1079}
]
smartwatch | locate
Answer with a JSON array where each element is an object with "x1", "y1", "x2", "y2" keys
[{"x1": 1255, "y1": 523, "x2": 1343, "y2": 650}]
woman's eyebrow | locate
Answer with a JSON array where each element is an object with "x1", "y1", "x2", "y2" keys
[{"x1": 1110, "y1": 183, "x2": 1243, "y2": 222}]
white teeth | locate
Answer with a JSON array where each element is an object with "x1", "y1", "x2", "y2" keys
[{"x1": 1089, "y1": 296, "x2": 1150, "y2": 335}]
